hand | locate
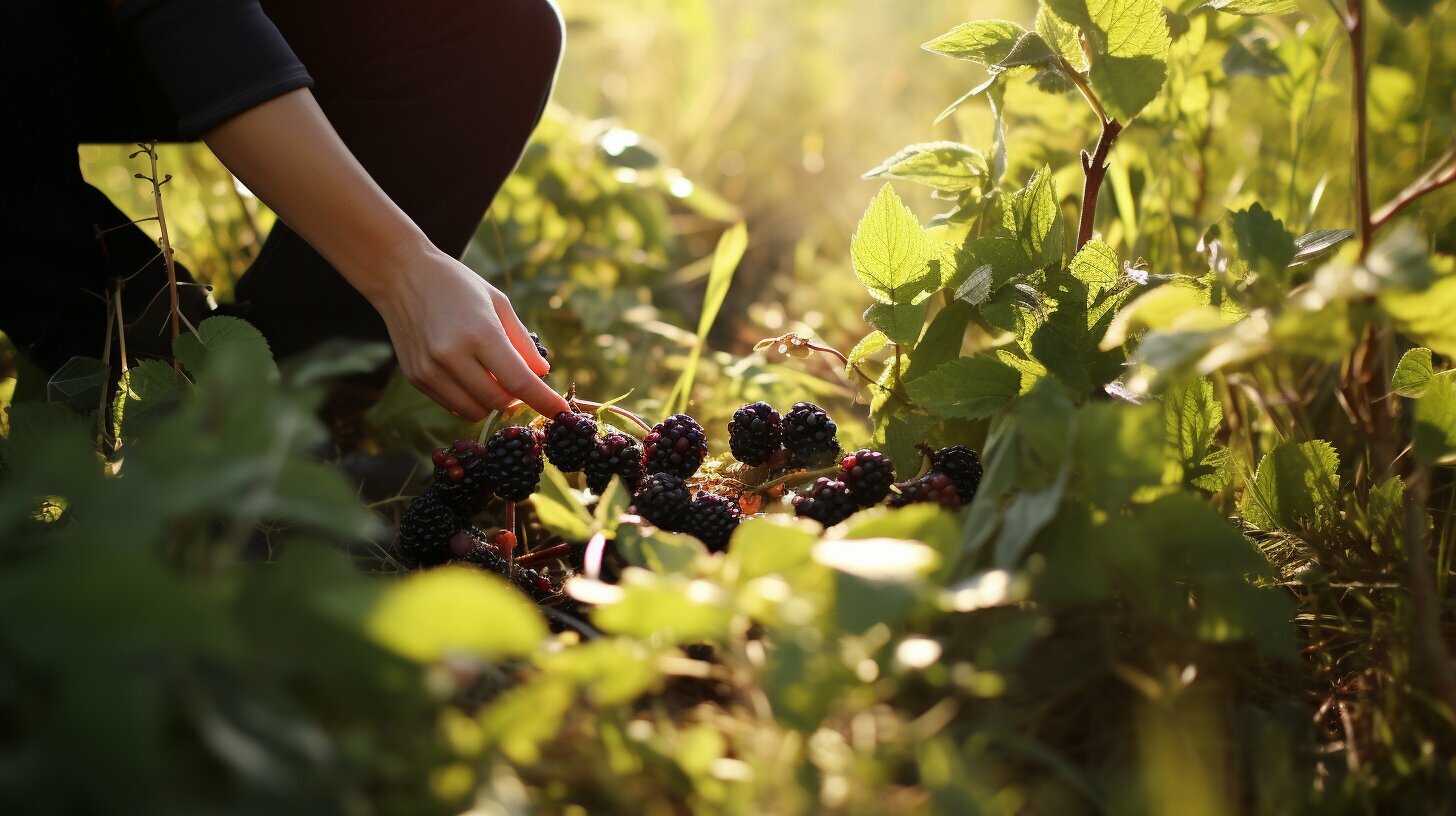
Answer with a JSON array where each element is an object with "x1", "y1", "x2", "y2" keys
[{"x1": 369, "y1": 237, "x2": 569, "y2": 421}]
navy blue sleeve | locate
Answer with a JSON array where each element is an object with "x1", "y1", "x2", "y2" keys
[{"x1": 112, "y1": 0, "x2": 314, "y2": 138}]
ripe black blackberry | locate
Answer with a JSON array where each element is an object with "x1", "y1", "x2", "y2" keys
[
  {"x1": 727, "y1": 402, "x2": 782, "y2": 466},
  {"x1": 585, "y1": 431, "x2": 646, "y2": 494},
  {"x1": 684, "y1": 493, "x2": 742, "y2": 553},
  {"x1": 482, "y1": 425, "x2": 545, "y2": 502},
  {"x1": 396, "y1": 491, "x2": 463, "y2": 568},
  {"x1": 929, "y1": 445, "x2": 983, "y2": 499},
  {"x1": 544, "y1": 410, "x2": 599, "y2": 472},
  {"x1": 792, "y1": 477, "x2": 858, "y2": 527},
  {"x1": 839, "y1": 449, "x2": 895, "y2": 507},
  {"x1": 632, "y1": 472, "x2": 691, "y2": 531},
  {"x1": 887, "y1": 472, "x2": 962, "y2": 509},
  {"x1": 429, "y1": 438, "x2": 494, "y2": 515},
  {"x1": 783, "y1": 402, "x2": 841, "y2": 468},
  {"x1": 529, "y1": 331, "x2": 550, "y2": 372},
  {"x1": 642, "y1": 414, "x2": 707, "y2": 478}
]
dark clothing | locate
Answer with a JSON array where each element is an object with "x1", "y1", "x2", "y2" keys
[{"x1": 2, "y1": 0, "x2": 563, "y2": 370}]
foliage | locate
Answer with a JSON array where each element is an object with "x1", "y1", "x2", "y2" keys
[{"x1": 4, "y1": 0, "x2": 1455, "y2": 813}]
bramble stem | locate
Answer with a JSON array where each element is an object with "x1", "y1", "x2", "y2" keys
[
  {"x1": 1371, "y1": 144, "x2": 1456, "y2": 231},
  {"x1": 132, "y1": 143, "x2": 181, "y2": 371},
  {"x1": 574, "y1": 399, "x2": 653, "y2": 433},
  {"x1": 1058, "y1": 56, "x2": 1123, "y2": 250},
  {"x1": 516, "y1": 541, "x2": 574, "y2": 567},
  {"x1": 1344, "y1": 0, "x2": 1373, "y2": 258},
  {"x1": 753, "y1": 465, "x2": 841, "y2": 495}
]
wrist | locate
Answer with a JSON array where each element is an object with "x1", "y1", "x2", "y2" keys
[{"x1": 348, "y1": 229, "x2": 441, "y2": 307}]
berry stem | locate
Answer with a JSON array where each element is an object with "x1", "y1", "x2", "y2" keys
[
  {"x1": 477, "y1": 409, "x2": 502, "y2": 445},
  {"x1": 516, "y1": 541, "x2": 574, "y2": 567},
  {"x1": 503, "y1": 501, "x2": 518, "y2": 577},
  {"x1": 753, "y1": 464, "x2": 842, "y2": 495},
  {"x1": 573, "y1": 399, "x2": 653, "y2": 434}
]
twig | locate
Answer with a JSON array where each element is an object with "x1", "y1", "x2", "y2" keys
[
  {"x1": 1058, "y1": 56, "x2": 1124, "y2": 249},
  {"x1": 112, "y1": 286, "x2": 129, "y2": 374},
  {"x1": 516, "y1": 541, "x2": 574, "y2": 567},
  {"x1": 130, "y1": 142, "x2": 182, "y2": 369},
  {"x1": 1371, "y1": 144, "x2": 1456, "y2": 230},
  {"x1": 753, "y1": 464, "x2": 842, "y2": 495},
  {"x1": 573, "y1": 398, "x2": 653, "y2": 433}
]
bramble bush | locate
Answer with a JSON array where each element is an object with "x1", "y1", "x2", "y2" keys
[{"x1": 2, "y1": 0, "x2": 1453, "y2": 814}]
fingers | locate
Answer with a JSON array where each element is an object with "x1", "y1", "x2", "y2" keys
[
  {"x1": 411, "y1": 374, "x2": 489, "y2": 422},
  {"x1": 492, "y1": 291, "x2": 551, "y2": 376},
  {"x1": 478, "y1": 346, "x2": 570, "y2": 418},
  {"x1": 445, "y1": 355, "x2": 516, "y2": 414}
]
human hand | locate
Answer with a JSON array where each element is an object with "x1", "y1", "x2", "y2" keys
[{"x1": 368, "y1": 237, "x2": 569, "y2": 421}]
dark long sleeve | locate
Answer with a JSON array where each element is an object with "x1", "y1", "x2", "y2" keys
[{"x1": 111, "y1": 0, "x2": 314, "y2": 138}]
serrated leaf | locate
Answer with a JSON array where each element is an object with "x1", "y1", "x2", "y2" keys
[
  {"x1": 1413, "y1": 372, "x2": 1456, "y2": 465},
  {"x1": 955, "y1": 265, "x2": 994, "y2": 305},
  {"x1": 1046, "y1": 0, "x2": 1171, "y2": 121},
  {"x1": 862, "y1": 142, "x2": 989, "y2": 192},
  {"x1": 46, "y1": 357, "x2": 109, "y2": 410},
  {"x1": 1241, "y1": 440, "x2": 1341, "y2": 534},
  {"x1": 174, "y1": 316, "x2": 276, "y2": 382},
  {"x1": 1037, "y1": 5, "x2": 1086, "y2": 70},
  {"x1": 903, "y1": 302, "x2": 973, "y2": 382},
  {"x1": 1068, "y1": 240, "x2": 1120, "y2": 300},
  {"x1": 999, "y1": 166, "x2": 1064, "y2": 270},
  {"x1": 1291, "y1": 228, "x2": 1354, "y2": 266},
  {"x1": 906, "y1": 356, "x2": 1021, "y2": 419},
  {"x1": 851, "y1": 184, "x2": 934, "y2": 305},
  {"x1": 958, "y1": 236, "x2": 1034, "y2": 291},
  {"x1": 112, "y1": 359, "x2": 183, "y2": 441},
  {"x1": 864, "y1": 300, "x2": 928, "y2": 346},
  {"x1": 1204, "y1": 0, "x2": 1297, "y2": 13},
  {"x1": 922, "y1": 20, "x2": 1029, "y2": 65},
  {"x1": 1391, "y1": 347, "x2": 1434, "y2": 398},
  {"x1": 1229, "y1": 203, "x2": 1296, "y2": 276},
  {"x1": 847, "y1": 331, "x2": 889, "y2": 368}
]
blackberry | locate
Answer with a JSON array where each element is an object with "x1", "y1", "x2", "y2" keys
[
  {"x1": 684, "y1": 493, "x2": 741, "y2": 553},
  {"x1": 455, "y1": 538, "x2": 560, "y2": 602},
  {"x1": 727, "y1": 402, "x2": 782, "y2": 466},
  {"x1": 632, "y1": 472, "x2": 691, "y2": 531},
  {"x1": 783, "y1": 402, "x2": 841, "y2": 468},
  {"x1": 642, "y1": 414, "x2": 707, "y2": 478},
  {"x1": 544, "y1": 410, "x2": 599, "y2": 472},
  {"x1": 585, "y1": 431, "x2": 646, "y2": 494},
  {"x1": 930, "y1": 445, "x2": 983, "y2": 500},
  {"x1": 429, "y1": 438, "x2": 494, "y2": 515},
  {"x1": 792, "y1": 477, "x2": 858, "y2": 527},
  {"x1": 887, "y1": 472, "x2": 962, "y2": 509},
  {"x1": 529, "y1": 331, "x2": 550, "y2": 374},
  {"x1": 396, "y1": 492, "x2": 463, "y2": 568},
  {"x1": 839, "y1": 449, "x2": 895, "y2": 507},
  {"x1": 482, "y1": 425, "x2": 545, "y2": 502}
]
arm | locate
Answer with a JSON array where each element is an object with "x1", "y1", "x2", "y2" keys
[{"x1": 203, "y1": 89, "x2": 568, "y2": 420}]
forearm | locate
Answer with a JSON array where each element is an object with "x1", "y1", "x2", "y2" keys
[{"x1": 202, "y1": 88, "x2": 429, "y2": 304}]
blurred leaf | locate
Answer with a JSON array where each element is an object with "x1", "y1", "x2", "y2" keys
[
  {"x1": 1391, "y1": 347, "x2": 1434, "y2": 398},
  {"x1": 906, "y1": 356, "x2": 1021, "y2": 419},
  {"x1": 1382, "y1": 273, "x2": 1456, "y2": 356},
  {"x1": 280, "y1": 339, "x2": 393, "y2": 387},
  {"x1": 1229, "y1": 203, "x2": 1296, "y2": 277},
  {"x1": 535, "y1": 466, "x2": 594, "y2": 541},
  {"x1": 863, "y1": 142, "x2": 989, "y2": 192},
  {"x1": 1222, "y1": 34, "x2": 1286, "y2": 78},
  {"x1": 1377, "y1": 0, "x2": 1442, "y2": 22},
  {"x1": 174, "y1": 316, "x2": 275, "y2": 382},
  {"x1": 591, "y1": 568, "x2": 734, "y2": 644},
  {"x1": 666, "y1": 221, "x2": 747, "y2": 415},
  {"x1": 851, "y1": 184, "x2": 934, "y2": 305},
  {"x1": 536, "y1": 638, "x2": 662, "y2": 706},
  {"x1": 1074, "y1": 401, "x2": 1164, "y2": 508},
  {"x1": 479, "y1": 676, "x2": 576, "y2": 764},
  {"x1": 1205, "y1": 0, "x2": 1297, "y2": 13},
  {"x1": 1413, "y1": 372, "x2": 1456, "y2": 465},
  {"x1": 1290, "y1": 228, "x2": 1354, "y2": 266},
  {"x1": 367, "y1": 567, "x2": 547, "y2": 661},
  {"x1": 727, "y1": 517, "x2": 819, "y2": 582}
]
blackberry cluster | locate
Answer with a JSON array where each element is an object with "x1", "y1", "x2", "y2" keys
[
  {"x1": 529, "y1": 331, "x2": 550, "y2": 372},
  {"x1": 632, "y1": 472, "x2": 691, "y2": 531},
  {"x1": 451, "y1": 530, "x2": 561, "y2": 601},
  {"x1": 838, "y1": 449, "x2": 895, "y2": 507},
  {"x1": 586, "y1": 431, "x2": 645, "y2": 494},
  {"x1": 396, "y1": 492, "x2": 462, "y2": 568},
  {"x1": 483, "y1": 426, "x2": 545, "y2": 502},
  {"x1": 783, "y1": 402, "x2": 841, "y2": 468},
  {"x1": 887, "y1": 472, "x2": 961, "y2": 509},
  {"x1": 544, "y1": 411, "x2": 599, "y2": 472},
  {"x1": 684, "y1": 493, "x2": 741, "y2": 553},
  {"x1": 429, "y1": 438, "x2": 495, "y2": 515},
  {"x1": 929, "y1": 445, "x2": 982, "y2": 499},
  {"x1": 793, "y1": 477, "x2": 858, "y2": 527},
  {"x1": 642, "y1": 414, "x2": 707, "y2": 478},
  {"x1": 727, "y1": 402, "x2": 782, "y2": 466}
]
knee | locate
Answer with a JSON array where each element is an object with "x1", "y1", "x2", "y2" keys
[{"x1": 496, "y1": 0, "x2": 564, "y2": 89}]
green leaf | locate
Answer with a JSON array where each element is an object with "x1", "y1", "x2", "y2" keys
[
  {"x1": 666, "y1": 222, "x2": 747, "y2": 415},
  {"x1": 1166, "y1": 378, "x2": 1224, "y2": 481},
  {"x1": 1391, "y1": 347, "x2": 1434, "y2": 398},
  {"x1": 174, "y1": 316, "x2": 275, "y2": 382},
  {"x1": 1068, "y1": 240, "x2": 1121, "y2": 300},
  {"x1": 863, "y1": 300, "x2": 928, "y2": 346},
  {"x1": 1046, "y1": 0, "x2": 1171, "y2": 121},
  {"x1": 920, "y1": 19, "x2": 1056, "y2": 73},
  {"x1": 1030, "y1": 271, "x2": 1127, "y2": 393},
  {"x1": 280, "y1": 339, "x2": 393, "y2": 387},
  {"x1": 1204, "y1": 0, "x2": 1297, "y2": 14},
  {"x1": 959, "y1": 235, "x2": 1035, "y2": 290},
  {"x1": 999, "y1": 166, "x2": 1064, "y2": 270},
  {"x1": 367, "y1": 567, "x2": 548, "y2": 661},
  {"x1": 906, "y1": 356, "x2": 1021, "y2": 420},
  {"x1": 1241, "y1": 440, "x2": 1341, "y2": 534},
  {"x1": 1382, "y1": 273, "x2": 1456, "y2": 356},
  {"x1": 862, "y1": 142, "x2": 989, "y2": 192},
  {"x1": 904, "y1": 302, "x2": 973, "y2": 382},
  {"x1": 851, "y1": 184, "x2": 934, "y2": 304},
  {"x1": 726, "y1": 517, "x2": 819, "y2": 582},
  {"x1": 534, "y1": 466, "x2": 594, "y2": 542},
  {"x1": 1291, "y1": 228, "x2": 1354, "y2": 266},
  {"x1": 847, "y1": 331, "x2": 889, "y2": 369},
  {"x1": 1229, "y1": 203, "x2": 1296, "y2": 276},
  {"x1": 1037, "y1": 5, "x2": 1086, "y2": 70},
  {"x1": 590, "y1": 569, "x2": 734, "y2": 644},
  {"x1": 46, "y1": 357, "x2": 109, "y2": 410},
  {"x1": 1074, "y1": 402, "x2": 1164, "y2": 508},
  {"x1": 1222, "y1": 34, "x2": 1287, "y2": 79},
  {"x1": 479, "y1": 677, "x2": 575, "y2": 764},
  {"x1": 111, "y1": 359, "x2": 182, "y2": 442},
  {"x1": 1413, "y1": 372, "x2": 1456, "y2": 465}
]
